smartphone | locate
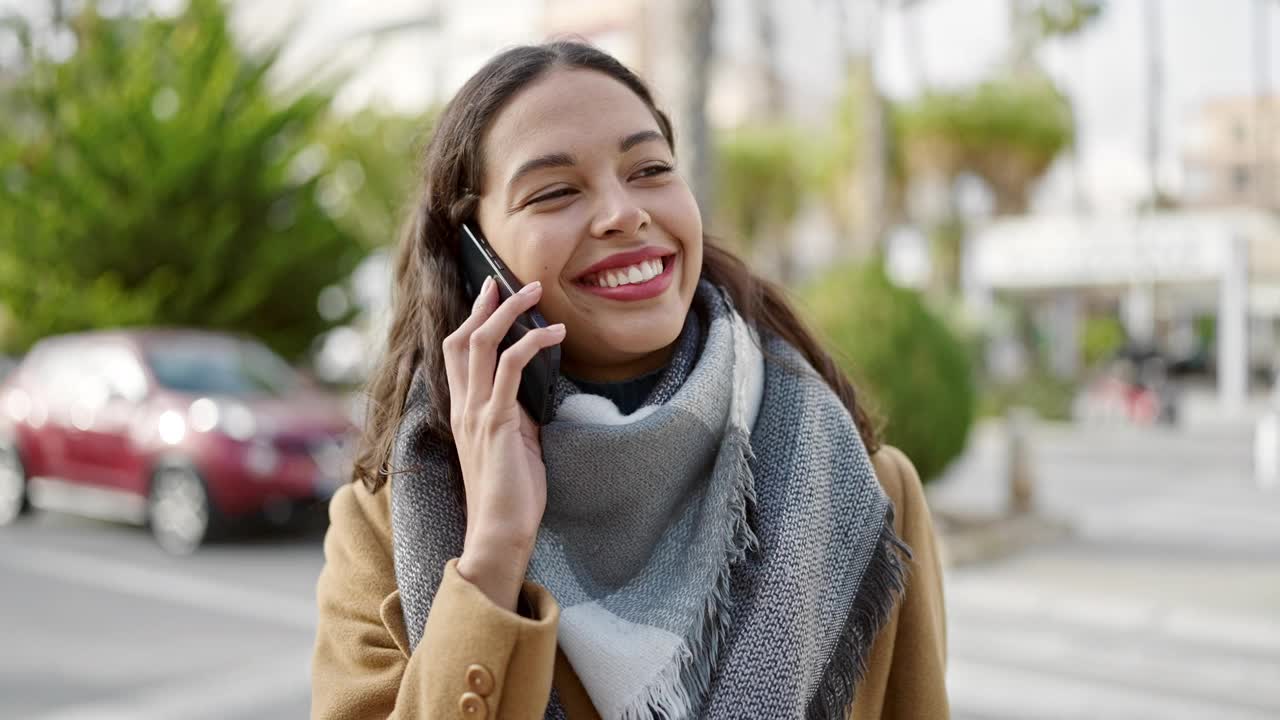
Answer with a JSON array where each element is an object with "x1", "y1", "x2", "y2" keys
[{"x1": 457, "y1": 222, "x2": 561, "y2": 425}]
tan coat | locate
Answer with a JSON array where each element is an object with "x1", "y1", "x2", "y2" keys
[{"x1": 311, "y1": 445, "x2": 949, "y2": 719}]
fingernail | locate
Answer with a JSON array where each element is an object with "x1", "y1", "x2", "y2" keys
[
  {"x1": 474, "y1": 277, "x2": 493, "y2": 310},
  {"x1": 520, "y1": 280, "x2": 542, "y2": 295},
  {"x1": 548, "y1": 323, "x2": 565, "y2": 334}
]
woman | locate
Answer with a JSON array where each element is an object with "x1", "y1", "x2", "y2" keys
[{"x1": 312, "y1": 41, "x2": 948, "y2": 720}]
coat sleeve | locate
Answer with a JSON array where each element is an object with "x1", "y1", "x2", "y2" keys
[
  {"x1": 850, "y1": 445, "x2": 950, "y2": 720},
  {"x1": 311, "y1": 481, "x2": 561, "y2": 720}
]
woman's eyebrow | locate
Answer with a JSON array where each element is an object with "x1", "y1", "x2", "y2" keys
[
  {"x1": 506, "y1": 131, "x2": 666, "y2": 192},
  {"x1": 619, "y1": 130, "x2": 664, "y2": 152},
  {"x1": 508, "y1": 152, "x2": 577, "y2": 191}
]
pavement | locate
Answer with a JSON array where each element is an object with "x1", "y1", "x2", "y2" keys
[
  {"x1": 1, "y1": 418, "x2": 1276, "y2": 719},
  {"x1": 931, "y1": 419, "x2": 1280, "y2": 720},
  {"x1": 0, "y1": 513, "x2": 322, "y2": 720}
]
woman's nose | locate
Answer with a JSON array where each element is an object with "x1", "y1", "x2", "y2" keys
[{"x1": 589, "y1": 186, "x2": 650, "y2": 238}]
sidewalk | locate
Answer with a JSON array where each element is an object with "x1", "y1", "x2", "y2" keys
[{"x1": 929, "y1": 418, "x2": 1280, "y2": 719}]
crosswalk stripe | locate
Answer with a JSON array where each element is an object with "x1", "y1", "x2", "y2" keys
[
  {"x1": 28, "y1": 649, "x2": 312, "y2": 720},
  {"x1": 948, "y1": 656, "x2": 1278, "y2": 720},
  {"x1": 0, "y1": 544, "x2": 316, "y2": 630}
]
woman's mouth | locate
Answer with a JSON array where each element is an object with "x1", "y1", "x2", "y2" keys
[{"x1": 573, "y1": 253, "x2": 677, "y2": 301}]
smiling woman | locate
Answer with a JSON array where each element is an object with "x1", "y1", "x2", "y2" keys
[
  {"x1": 311, "y1": 41, "x2": 948, "y2": 720},
  {"x1": 475, "y1": 69, "x2": 702, "y2": 382}
]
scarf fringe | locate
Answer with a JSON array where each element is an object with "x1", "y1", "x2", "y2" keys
[
  {"x1": 615, "y1": 423, "x2": 760, "y2": 720},
  {"x1": 805, "y1": 508, "x2": 911, "y2": 720}
]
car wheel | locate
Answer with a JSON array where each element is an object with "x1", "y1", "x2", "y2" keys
[
  {"x1": 148, "y1": 465, "x2": 214, "y2": 555},
  {"x1": 0, "y1": 442, "x2": 29, "y2": 526}
]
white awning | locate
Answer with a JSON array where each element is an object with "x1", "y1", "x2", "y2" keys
[{"x1": 971, "y1": 209, "x2": 1280, "y2": 290}]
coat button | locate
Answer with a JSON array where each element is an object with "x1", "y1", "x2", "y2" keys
[
  {"x1": 459, "y1": 691, "x2": 488, "y2": 718},
  {"x1": 465, "y1": 663, "x2": 495, "y2": 696}
]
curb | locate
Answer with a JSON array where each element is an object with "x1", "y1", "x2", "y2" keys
[{"x1": 934, "y1": 509, "x2": 1072, "y2": 567}]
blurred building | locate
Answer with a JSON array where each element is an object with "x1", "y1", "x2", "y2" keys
[
  {"x1": 969, "y1": 210, "x2": 1280, "y2": 415},
  {"x1": 1184, "y1": 96, "x2": 1280, "y2": 210},
  {"x1": 540, "y1": 0, "x2": 775, "y2": 128}
]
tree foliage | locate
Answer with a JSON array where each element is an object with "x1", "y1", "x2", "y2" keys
[
  {"x1": 893, "y1": 72, "x2": 1074, "y2": 215},
  {"x1": 1034, "y1": 0, "x2": 1105, "y2": 39},
  {"x1": 802, "y1": 263, "x2": 976, "y2": 483},
  {"x1": 819, "y1": 67, "x2": 900, "y2": 249},
  {"x1": 313, "y1": 107, "x2": 426, "y2": 255},
  {"x1": 0, "y1": 0, "x2": 365, "y2": 358},
  {"x1": 714, "y1": 124, "x2": 819, "y2": 258}
]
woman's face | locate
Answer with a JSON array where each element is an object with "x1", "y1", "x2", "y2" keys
[{"x1": 475, "y1": 68, "x2": 703, "y2": 382}]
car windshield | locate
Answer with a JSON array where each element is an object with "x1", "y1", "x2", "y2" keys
[{"x1": 145, "y1": 340, "x2": 298, "y2": 397}]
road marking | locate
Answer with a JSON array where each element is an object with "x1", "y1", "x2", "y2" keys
[
  {"x1": 29, "y1": 648, "x2": 312, "y2": 720},
  {"x1": 949, "y1": 656, "x2": 1279, "y2": 720},
  {"x1": 946, "y1": 575, "x2": 1280, "y2": 656},
  {"x1": 0, "y1": 544, "x2": 316, "y2": 630},
  {"x1": 949, "y1": 617, "x2": 1280, "y2": 712}
]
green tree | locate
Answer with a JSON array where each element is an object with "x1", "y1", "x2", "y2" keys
[
  {"x1": 314, "y1": 107, "x2": 426, "y2": 253},
  {"x1": 714, "y1": 123, "x2": 820, "y2": 281},
  {"x1": 802, "y1": 263, "x2": 976, "y2": 483},
  {"x1": 884, "y1": 0, "x2": 1102, "y2": 296},
  {"x1": 1010, "y1": 0, "x2": 1106, "y2": 71},
  {"x1": 894, "y1": 73, "x2": 1074, "y2": 216},
  {"x1": 0, "y1": 0, "x2": 363, "y2": 358},
  {"x1": 891, "y1": 72, "x2": 1074, "y2": 296}
]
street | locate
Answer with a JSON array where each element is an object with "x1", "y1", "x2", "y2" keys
[
  {"x1": 934, "y1": 421, "x2": 1280, "y2": 720},
  {"x1": 1, "y1": 421, "x2": 1277, "y2": 719},
  {"x1": 0, "y1": 514, "x2": 322, "y2": 720}
]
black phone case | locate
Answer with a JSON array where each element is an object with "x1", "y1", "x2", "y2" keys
[{"x1": 458, "y1": 223, "x2": 561, "y2": 425}]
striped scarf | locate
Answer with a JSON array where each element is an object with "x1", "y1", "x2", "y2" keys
[{"x1": 390, "y1": 281, "x2": 908, "y2": 719}]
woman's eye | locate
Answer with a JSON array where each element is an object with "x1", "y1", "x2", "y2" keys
[
  {"x1": 633, "y1": 164, "x2": 673, "y2": 179},
  {"x1": 528, "y1": 187, "x2": 577, "y2": 205}
]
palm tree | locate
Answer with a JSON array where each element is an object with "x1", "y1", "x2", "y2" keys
[
  {"x1": 899, "y1": 0, "x2": 931, "y2": 93},
  {"x1": 753, "y1": 0, "x2": 784, "y2": 119},
  {"x1": 1019, "y1": 1, "x2": 1106, "y2": 214},
  {"x1": 1144, "y1": 0, "x2": 1164, "y2": 206},
  {"x1": 1254, "y1": 0, "x2": 1273, "y2": 209},
  {"x1": 834, "y1": 0, "x2": 889, "y2": 261},
  {"x1": 675, "y1": 0, "x2": 716, "y2": 218}
]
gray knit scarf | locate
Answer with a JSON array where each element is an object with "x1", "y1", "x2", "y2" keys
[{"x1": 390, "y1": 281, "x2": 908, "y2": 719}]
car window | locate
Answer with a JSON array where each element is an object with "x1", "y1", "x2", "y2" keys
[
  {"x1": 0, "y1": 356, "x2": 16, "y2": 382},
  {"x1": 93, "y1": 346, "x2": 148, "y2": 402},
  {"x1": 144, "y1": 339, "x2": 298, "y2": 397},
  {"x1": 27, "y1": 343, "x2": 95, "y2": 420},
  {"x1": 27, "y1": 346, "x2": 63, "y2": 390},
  {"x1": 35, "y1": 346, "x2": 82, "y2": 397}
]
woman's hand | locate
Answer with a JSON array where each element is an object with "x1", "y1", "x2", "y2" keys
[{"x1": 441, "y1": 276, "x2": 566, "y2": 610}]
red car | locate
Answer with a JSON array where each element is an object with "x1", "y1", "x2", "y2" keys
[{"x1": 0, "y1": 329, "x2": 355, "y2": 553}]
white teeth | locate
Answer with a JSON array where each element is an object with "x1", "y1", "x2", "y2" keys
[{"x1": 585, "y1": 256, "x2": 668, "y2": 288}]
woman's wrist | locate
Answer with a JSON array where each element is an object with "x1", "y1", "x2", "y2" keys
[{"x1": 457, "y1": 532, "x2": 534, "y2": 611}]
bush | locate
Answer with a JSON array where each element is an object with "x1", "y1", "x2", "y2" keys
[
  {"x1": 801, "y1": 264, "x2": 976, "y2": 483},
  {"x1": 979, "y1": 374, "x2": 1076, "y2": 422},
  {"x1": 1082, "y1": 315, "x2": 1126, "y2": 368},
  {"x1": 714, "y1": 124, "x2": 819, "y2": 256},
  {"x1": 0, "y1": 0, "x2": 364, "y2": 358}
]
